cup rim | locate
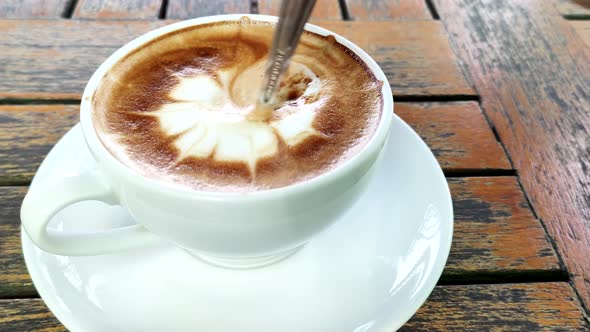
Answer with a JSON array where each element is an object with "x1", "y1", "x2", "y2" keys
[{"x1": 80, "y1": 14, "x2": 393, "y2": 201}]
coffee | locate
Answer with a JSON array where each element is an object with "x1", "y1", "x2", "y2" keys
[{"x1": 93, "y1": 19, "x2": 383, "y2": 192}]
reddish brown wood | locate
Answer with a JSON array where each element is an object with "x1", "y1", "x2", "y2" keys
[
  {"x1": 0, "y1": 20, "x2": 170, "y2": 100},
  {"x1": 313, "y1": 20, "x2": 475, "y2": 96},
  {"x1": 167, "y1": 0, "x2": 250, "y2": 19},
  {"x1": 435, "y1": 0, "x2": 590, "y2": 312},
  {"x1": 403, "y1": 283, "x2": 589, "y2": 330},
  {"x1": 0, "y1": 20, "x2": 474, "y2": 100},
  {"x1": 572, "y1": 21, "x2": 590, "y2": 48},
  {"x1": 397, "y1": 102, "x2": 511, "y2": 172},
  {"x1": 73, "y1": 0, "x2": 162, "y2": 19},
  {"x1": 0, "y1": 106, "x2": 79, "y2": 184},
  {"x1": 446, "y1": 177, "x2": 560, "y2": 275},
  {"x1": 0, "y1": 0, "x2": 69, "y2": 18},
  {"x1": 554, "y1": 0, "x2": 590, "y2": 19},
  {"x1": 345, "y1": 0, "x2": 432, "y2": 20},
  {"x1": 0, "y1": 299, "x2": 65, "y2": 331},
  {"x1": 258, "y1": 0, "x2": 342, "y2": 20},
  {"x1": 0, "y1": 187, "x2": 34, "y2": 299},
  {"x1": 1, "y1": 283, "x2": 587, "y2": 331}
]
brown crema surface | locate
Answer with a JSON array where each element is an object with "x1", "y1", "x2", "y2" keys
[{"x1": 93, "y1": 19, "x2": 383, "y2": 192}]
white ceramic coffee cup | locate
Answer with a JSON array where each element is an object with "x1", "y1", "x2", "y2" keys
[{"x1": 21, "y1": 14, "x2": 393, "y2": 267}]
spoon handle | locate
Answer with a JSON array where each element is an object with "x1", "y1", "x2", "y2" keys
[{"x1": 260, "y1": 0, "x2": 317, "y2": 103}]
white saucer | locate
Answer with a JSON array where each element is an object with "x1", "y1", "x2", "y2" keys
[{"x1": 22, "y1": 114, "x2": 453, "y2": 332}]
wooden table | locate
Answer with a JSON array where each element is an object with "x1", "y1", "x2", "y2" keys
[{"x1": 1, "y1": 0, "x2": 589, "y2": 330}]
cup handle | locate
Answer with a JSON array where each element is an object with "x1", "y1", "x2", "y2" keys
[{"x1": 21, "y1": 171, "x2": 159, "y2": 256}]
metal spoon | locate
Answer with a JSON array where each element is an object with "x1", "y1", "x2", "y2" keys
[
  {"x1": 249, "y1": 0, "x2": 317, "y2": 121},
  {"x1": 261, "y1": 0, "x2": 317, "y2": 104}
]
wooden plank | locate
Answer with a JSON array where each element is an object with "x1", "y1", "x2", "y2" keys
[
  {"x1": 0, "y1": 102, "x2": 510, "y2": 183},
  {"x1": 572, "y1": 21, "x2": 590, "y2": 48},
  {"x1": 554, "y1": 0, "x2": 590, "y2": 19},
  {"x1": 0, "y1": 299, "x2": 65, "y2": 332},
  {"x1": 446, "y1": 177, "x2": 560, "y2": 278},
  {"x1": 397, "y1": 102, "x2": 511, "y2": 172},
  {"x1": 434, "y1": 0, "x2": 590, "y2": 311},
  {"x1": 0, "y1": 20, "x2": 474, "y2": 100},
  {"x1": 403, "y1": 283, "x2": 590, "y2": 330},
  {"x1": 0, "y1": 187, "x2": 34, "y2": 299},
  {"x1": 315, "y1": 20, "x2": 476, "y2": 96},
  {"x1": 73, "y1": 0, "x2": 163, "y2": 19},
  {"x1": 0, "y1": 0, "x2": 69, "y2": 19},
  {"x1": 345, "y1": 0, "x2": 432, "y2": 20},
  {"x1": 258, "y1": 0, "x2": 342, "y2": 20},
  {"x1": 0, "y1": 177, "x2": 560, "y2": 297},
  {"x1": 0, "y1": 106, "x2": 79, "y2": 184},
  {"x1": 1, "y1": 283, "x2": 587, "y2": 331},
  {"x1": 0, "y1": 20, "x2": 170, "y2": 100},
  {"x1": 167, "y1": 0, "x2": 250, "y2": 19}
]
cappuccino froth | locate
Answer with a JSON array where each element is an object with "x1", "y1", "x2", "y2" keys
[{"x1": 93, "y1": 20, "x2": 383, "y2": 192}]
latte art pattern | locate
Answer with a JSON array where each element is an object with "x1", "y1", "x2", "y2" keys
[
  {"x1": 151, "y1": 64, "x2": 322, "y2": 174},
  {"x1": 93, "y1": 20, "x2": 383, "y2": 191}
]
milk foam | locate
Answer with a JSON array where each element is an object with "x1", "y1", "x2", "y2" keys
[
  {"x1": 93, "y1": 20, "x2": 383, "y2": 191},
  {"x1": 150, "y1": 62, "x2": 322, "y2": 173}
]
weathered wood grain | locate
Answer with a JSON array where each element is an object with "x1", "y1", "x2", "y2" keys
[
  {"x1": 1, "y1": 283, "x2": 587, "y2": 331},
  {"x1": 572, "y1": 21, "x2": 590, "y2": 48},
  {"x1": 0, "y1": 177, "x2": 560, "y2": 297},
  {"x1": 0, "y1": 0, "x2": 69, "y2": 18},
  {"x1": 167, "y1": 0, "x2": 250, "y2": 19},
  {"x1": 434, "y1": 0, "x2": 590, "y2": 311},
  {"x1": 0, "y1": 106, "x2": 79, "y2": 184},
  {"x1": 0, "y1": 20, "x2": 474, "y2": 100},
  {"x1": 0, "y1": 299, "x2": 65, "y2": 332},
  {"x1": 0, "y1": 187, "x2": 34, "y2": 299},
  {"x1": 397, "y1": 102, "x2": 511, "y2": 172},
  {"x1": 445, "y1": 177, "x2": 560, "y2": 278},
  {"x1": 315, "y1": 20, "x2": 475, "y2": 96},
  {"x1": 345, "y1": 0, "x2": 432, "y2": 20},
  {"x1": 73, "y1": 0, "x2": 162, "y2": 19},
  {"x1": 0, "y1": 20, "x2": 170, "y2": 100},
  {"x1": 402, "y1": 283, "x2": 590, "y2": 330},
  {"x1": 258, "y1": 0, "x2": 341, "y2": 20},
  {"x1": 554, "y1": 0, "x2": 590, "y2": 19}
]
